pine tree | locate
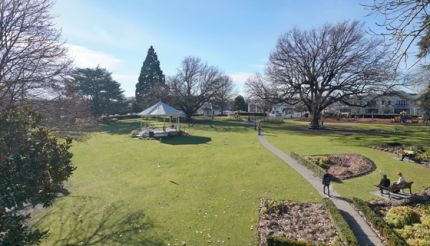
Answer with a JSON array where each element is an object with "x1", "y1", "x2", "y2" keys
[
  {"x1": 233, "y1": 95, "x2": 247, "y2": 112},
  {"x1": 135, "y1": 46, "x2": 165, "y2": 107},
  {"x1": 72, "y1": 67, "x2": 126, "y2": 117}
]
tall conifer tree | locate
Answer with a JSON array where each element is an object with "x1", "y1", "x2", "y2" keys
[{"x1": 135, "y1": 46, "x2": 165, "y2": 107}]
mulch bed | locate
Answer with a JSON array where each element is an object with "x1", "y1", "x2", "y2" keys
[
  {"x1": 307, "y1": 153, "x2": 376, "y2": 180},
  {"x1": 258, "y1": 199, "x2": 339, "y2": 246}
]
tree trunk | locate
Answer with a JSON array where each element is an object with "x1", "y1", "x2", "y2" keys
[{"x1": 309, "y1": 110, "x2": 321, "y2": 129}]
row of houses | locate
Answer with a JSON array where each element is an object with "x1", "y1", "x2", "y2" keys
[
  {"x1": 256, "y1": 90, "x2": 422, "y2": 118},
  {"x1": 194, "y1": 90, "x2": 422, "y2": 118}
]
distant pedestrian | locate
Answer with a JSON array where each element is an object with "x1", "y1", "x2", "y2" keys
[
  {"x1": 322, "y1": 170, "x2": 331, "y2": 197},
  {"x1": 257, "y1": 122, "x2": 262, "y2": 136}
]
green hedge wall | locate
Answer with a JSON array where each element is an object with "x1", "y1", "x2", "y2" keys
[
  {"x1": 351, "y1": 198, "x2": 406, "y2": 245},
  {"x1": 290, "y1": 152, "x2": 326, "y2": 178},
  {"x1": 323, "y1": 198, "x2": 358, "y2": 246}
]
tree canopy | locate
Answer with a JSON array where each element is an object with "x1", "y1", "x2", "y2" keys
[
  {"x1": 0, "y1": 0, "x2": 71, "y2": 109},
  {"x1": 72, "y1": 67, "x2": 126, "y2": 117},
  {"x1": 168, "y1": 57, "x2": 225, "y2": 120},
  {"x1": 135, "y1": 46, "x2": 166, "y2": 107},
  {"x1": 233, "y1": 95, "x2": 247, "y2": 112},
  {"x1": 0, "y1": 107, "x2": 75, "y2": 244},
  {"x1": 365, "y1": 0, "x2": 430, "y2": 66},
  {"x1": 211, "y1": 76, "x2": 233, "y2": 114},
  {"x1": 247, "y1": 21, "x2": 394, "y2": 129}
]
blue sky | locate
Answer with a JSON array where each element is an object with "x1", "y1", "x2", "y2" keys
[{"x1": 53, "y1": 0, "x2": 384, "y2": 97}]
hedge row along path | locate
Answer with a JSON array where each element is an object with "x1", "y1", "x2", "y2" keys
[{"x1": 258, "y1": 133, "x2": 383, "y2": 246}]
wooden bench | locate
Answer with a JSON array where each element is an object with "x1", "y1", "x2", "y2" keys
[{"x1": 379, "y1": 181, "x2": 413, "y2": 199}]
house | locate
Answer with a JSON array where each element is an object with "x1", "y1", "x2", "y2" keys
[
  {"x1": 269, "y1": 90, "x2": 421, "y2": 118},
  {"x1": 247, "y1": 100, "x2": 265, "y2": 113},
  {"x1": 196, "y1": 102, "x2": 221, "y2": 116},
  {"x1": 325, "y1": 90, "x2": 420, "y2": 116},
  {"x1": 269, "y1": 103, "x2": 304, "y2": 118}
]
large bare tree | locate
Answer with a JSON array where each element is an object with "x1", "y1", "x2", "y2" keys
[
  {"x1": 211, "y1": 75, "x2": 233, "y2": 115},
  {"x1": 0, "y1": 0, "x2": 71, "y2": 109},
  {"x1": 168, "y1": 57, "x2": 224, "y2": 120},
  {"x1": 365, "y1": 0, "x2": 430, "y2": 67},
  {"x1": 247, "y1": 21, "x2": 394, "y2": 129}
]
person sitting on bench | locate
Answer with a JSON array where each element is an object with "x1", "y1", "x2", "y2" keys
[
  {"x1": 378, "y1": 174, "x2": 390, "y2": 194},
  {"x1": 392, "y1": 172, "x2": 406, "y2": 193}
]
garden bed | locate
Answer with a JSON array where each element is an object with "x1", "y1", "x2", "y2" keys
[
  {"x1": 258, "y1": 199, "x2": 353, "y2": 245},
  {"x1": 353, "y1": 188, "x2": 430, "y2": 246},
  {"x1": 373, "y1": 144, "x2": 430, "y2": 168},
  {"x1": 305, "y1": 153, "x2": 376, "y2": 180}
]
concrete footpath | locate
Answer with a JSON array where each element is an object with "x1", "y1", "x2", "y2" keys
[{"x1": 258, "y1": 134, "x2": 383, "y2": 246}]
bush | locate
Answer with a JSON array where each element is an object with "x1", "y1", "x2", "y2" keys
[
  {"x1": 323, "y1": 198, "x2": 358, "y2": 246},
  {"x1": 0, "y1": 107, "x2": 75, "y2": 245},
  {"x1": 385, "y1": 206, "x2": 420, "y2": 228},
  {"x1": 352, "y1": 198, "x2": 406, "y2": 245}
]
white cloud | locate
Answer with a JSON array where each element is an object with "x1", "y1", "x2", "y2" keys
[
  {"x1": 229, "y1": 72, "x2": 253, "y2": 85},
  {"x1": 112, "y1": 74, "x2": 138, "y2": 97},
  {"x1": 229, "y1": 72, "x2": 254, "y2": 96},
  {"x1": 66, "y1": 44, "x2": 123, "y2": 69}
]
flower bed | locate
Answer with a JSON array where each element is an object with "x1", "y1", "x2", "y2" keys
[
  {"x1": 258, "y1": 199, "x2": 355, "y2": 245},
  {"x1": 305, "y1": 153, "x2": 376, "y2": 180}
]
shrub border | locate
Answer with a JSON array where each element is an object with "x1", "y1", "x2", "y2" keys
[
  {"x1": 290, "y1": 152, "x2": 325, "y2": 178},
  {"x1": 351, "y1": 198, "x2": 406, "y2": 245},
  {"x1": 323, "y1": 198, "x2": 358, "y2": 246}
]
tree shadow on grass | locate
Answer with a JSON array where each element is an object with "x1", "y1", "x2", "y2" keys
[
  {"x1": 100, "y1": 121, "x2": 141, "y2": 135},
  {"x1": 32, "y1": 200, "x2": 168, "y2": 246},
  {"x1": 161, "y1": 135, "x2": 211, "y2": 145}
]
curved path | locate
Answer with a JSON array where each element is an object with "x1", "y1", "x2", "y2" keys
[{"x1": 258, "y1": 133, "x2": 382, "y2": 246}]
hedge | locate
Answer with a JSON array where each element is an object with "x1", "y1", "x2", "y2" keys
[
  {"x1": 290, "y1": 152, "x2": 326, "y2": 178},
  {"x1": 351, "y1": 198, "x2": 406, "y2": 245},
  {"x1": 350, "y1": 114, "x2": 419, "y2": 119},
  {"x1": 106, "y1": 114, "x2": 141, "y2": 120},
  {"x1": 323, "y1": 198, "x2": 358, "y2": 246},
  {"x1": 236, "y1": 111, "x2": 267, "y2": 117}
]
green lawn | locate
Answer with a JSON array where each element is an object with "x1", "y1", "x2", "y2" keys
[
  {"x1": 33, "y1": 119, "x2": 319, "y2": 246},
  {"x1": 264, "y1": 120, "x2": 430, "y2": 200}
]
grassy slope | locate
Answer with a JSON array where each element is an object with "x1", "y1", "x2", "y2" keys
[
  {"x1": 34, "y1": 119, "x2": 319, "y2": 246},
  {"x1": 264, "y1": 120, "x2": 430, "y2": 200}
]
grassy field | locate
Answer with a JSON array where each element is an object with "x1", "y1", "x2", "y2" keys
[
  {"x1": 264, "y1": 120, "x2": 430, "y2": 200},
  {"x1": 33, "y1": 119, "x2": 319, "y2": 246}
]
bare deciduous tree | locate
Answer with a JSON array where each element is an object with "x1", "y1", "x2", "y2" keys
[
  {"x1": 364, "y1": 0, "x2": 430, "y2": 67},
  {"x1": 247, "y1": 21, "x2": 394, "y2": 129},
  {"x1": 168, "y1": 57, "x2": 224, "y2": 120},
  {"x1": 0, "y1": 0, "x2": 71, "y2": 108},
  {"x1": 211, "y1": 75, "x2": 233, "y2": 115}
]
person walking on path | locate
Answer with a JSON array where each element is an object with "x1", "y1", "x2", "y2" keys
[
  {"x1": 257, "y1": 122, "x2": 262, "y2": 136},
  {"x1": 322, "y1": 170, "x2": 331, "y2": 197}
]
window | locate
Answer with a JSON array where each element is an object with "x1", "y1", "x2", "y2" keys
[{"x1": 397, "y1": 100, "x2": 406, "y2": 106}]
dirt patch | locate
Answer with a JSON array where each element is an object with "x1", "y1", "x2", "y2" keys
[
  {"x1": 258, "y1": 199, "x2": 339, "y2": 245},
  {"x1": 307, "y1": 153, "x2": 376, "y2": 180}
]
